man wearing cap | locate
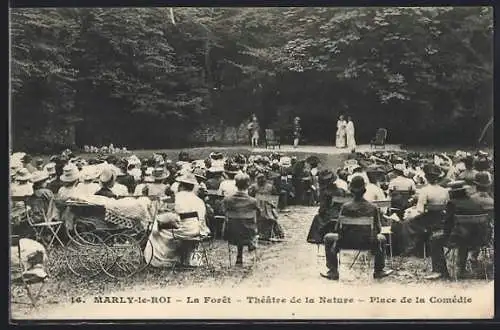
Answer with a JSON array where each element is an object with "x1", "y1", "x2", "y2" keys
[
  {"x1": 321, "y1": 176, "x2": 393, "y2": 280},
  {"x1": 443, "y1": 177, "x2": 493, "y2": 280}
]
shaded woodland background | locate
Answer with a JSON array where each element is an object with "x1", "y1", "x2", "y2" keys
[{"x1": 10, "y1": 7, "x2": 493, "y2": 153}]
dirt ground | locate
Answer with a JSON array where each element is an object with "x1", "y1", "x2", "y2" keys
[{"x1": 11, "y1": 147, "x2": 494, "y2": 320}]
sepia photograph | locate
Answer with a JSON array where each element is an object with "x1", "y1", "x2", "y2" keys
[{"x1": 9, "y1": 6, "x2": 494, "y2": 321}]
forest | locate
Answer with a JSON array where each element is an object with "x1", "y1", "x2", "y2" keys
[{"x1": 10, "y1": 7, "x2": 493, "y2": 152}]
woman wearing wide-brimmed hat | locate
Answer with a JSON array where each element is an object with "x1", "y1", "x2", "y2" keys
[
  {"x1": 137, "y1": 167, "x2": 170, "y2": 197},
  {"x1": 166, "y1": 172, "x2": 211, "y2": 267},
  {"x1": 56, "y1": 164, "x2": 80, "y2": 200},
  {"x1": 75, "y1": 166, "x2": 101, "y2": 196},
  {"x1": 95, "y1": 167, "x2": 118, "y2": 198}
]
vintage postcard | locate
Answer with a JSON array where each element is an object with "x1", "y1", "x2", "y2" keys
[{"x1": 9, "y1": 6, "x2": 494, "y2": 321}]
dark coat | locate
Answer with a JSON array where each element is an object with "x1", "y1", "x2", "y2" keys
[{"x1": 223, "y1": 191, "x2": 259, "y2": 246}]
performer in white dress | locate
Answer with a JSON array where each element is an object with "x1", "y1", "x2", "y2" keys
[
  {"x1": 346, "y1": 115, "x2": 356, "y2": 151},
  {"x1": 335, "y1": 115, "x2": 347, "y2": 148}
]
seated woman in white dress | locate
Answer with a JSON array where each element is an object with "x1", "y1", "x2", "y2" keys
[{"x1": 144, "y1": 173, "x2": 210, "y2": 268}]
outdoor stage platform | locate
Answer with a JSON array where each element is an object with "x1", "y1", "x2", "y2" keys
[{"x1": 251, "y1": 144, "x2": 404, "y2": 155}]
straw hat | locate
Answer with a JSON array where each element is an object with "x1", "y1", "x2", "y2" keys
[
  {"x1": 99, "y1": 167, "x2": 115, "y2": 184},
  {"x1": 16, "y1": 168, "x2": 32, "y2": 182},
  {"x1": 60, "y1": 164, "x2": 80, "y2": 182},
  {"x1": 193, "y1": 168, "x2": 206, "y2": 181},
  {"x1": 176, "y1": 173, "x2": 198, "y2": 185},
  {"x1": 152, "y1": 167, "x2": 169, "y2": 181},
  {"x1": 30, "y1": 171, "x2": 49, "y2": 184},
  {"x1": 80, "y1": 166, "x2": 101, "y2": 182}
]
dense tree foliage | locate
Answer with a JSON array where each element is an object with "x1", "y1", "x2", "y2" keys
[{"x1": 10, "y1": 7, "x2": 493, "y2": 152}]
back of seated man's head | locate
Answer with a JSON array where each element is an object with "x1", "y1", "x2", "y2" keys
[
  {"x1": 349, "y1": 176, "x2": 366, "y2": 198},
  {"x1": 235, "y1": 173, "x2": 250, "y2": 191}
]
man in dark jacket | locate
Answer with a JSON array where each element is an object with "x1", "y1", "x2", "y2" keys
[
  {"x1": 445, "y1": 173, "x2": 494, "y2": 279},
  {"x1": 320, "y1": 176, "x2": 393, "y2": 280}
]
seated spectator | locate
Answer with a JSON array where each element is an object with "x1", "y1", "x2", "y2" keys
[
  {"x1": 320, "y1": 176, "x2": 393, "y2": 280},
  {"x1": 56, "y1": 164, "x2": 80, "y2": 200},
  {"x1": 95, "y1": 167, "x2": 118, "y2": 199},
  {"x1": 364, "y1": 166, "x2": 387, "y2": 202},
  {"x1": 22, "y1": 154, "x2": 37, "y2": 173},
  {"x1": 223, "y1": 172, "x2": 260, "y2": 266},
  {"x1": 249, "y1": 173, "x2": 277, "y2": 197},
  {"x1": 30, "y1": 171, "x2": 54, "y2": 204},
  {"x1": 116, "y1": 159, "x2": 137, "y2": 194},
  {"x1": 446, "y1": 176, "x2": 493, "y2": 279},
  {"x1": 47, "y1": 160, "x2": 66, "y2": 194},
  {"x1": 34, "y1": 158, "x2": 44, "y2": 171},
  {"x1": 135, "y1": 168, "x2": 169, "y2": 197},
  {"x1": 193, "y1": 168, "x2": 207, "y2": 198},
  {"x1": 75, "y1": 166, "x2": 100, "y2": 196},
  {"x1": 218, "y1": 165, "x2": 239, "y2": 197},
  {"x1": 457, "y1": 155, "x2": 477, "y2": 186},
  {"x1": 205, "y1": 166, "x2": 224, "y2": 190},
  {"x1": 11, "y1": 168, "x2": 34, "y2": 197}
]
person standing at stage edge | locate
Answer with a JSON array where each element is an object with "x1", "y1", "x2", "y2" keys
[
  {"x1": 346, "y1": 115, "x2": 356, "y2": 152},
  {"x1": 293, "y1": 116, "x2": 301, "y2": 148},
  {"x1": 335, "y1": 115, "x2": 347, "y2": 148},
  {"x1": 250, "y1": 114, "x2": 260, "y2": 148}
]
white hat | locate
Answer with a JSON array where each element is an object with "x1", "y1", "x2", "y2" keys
[
  {"x1": 279, "y1": 156, "x2": 292, "y2": 167},
  {"x1": 99, "y1": 166, "x2": 115, "y2": 184},
  {"x1": 80, "y1": 166, "x2": 101, "y2": 181},
  {"x1": 60, "y1": 164, "x2": 80, "y2": 182},
  {"x1": 30, "y1": 171, "x2": 50, "y2": 184},
  {"x1": 176, "y1": 173, "x2": 198, "y2": 185},
  {"x1": 16, "y1": 168, "x2": 32, "y2": 182}
]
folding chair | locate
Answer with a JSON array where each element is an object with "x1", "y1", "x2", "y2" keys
[
  {"x1": 25, "y1": 196, "x2": 65, "y2": 250},
  {"x1": 10, "y1": 235, "x2": 48, "y2": 308},
  {"x1": 225, "y1": 209, "x2": 260, "y2": 268},
  {"x1": 446, "y1": 213, "x2": 492, "y2": 281},
  {"x1": 171, "y1": 212, "x2": 213, "y2": 273},
  {"x1": 370, "y1": 128, "x2": 387, "y2": 149},
  {"x1": 336, "y1": 215, "x2": 376, "y2": 275}
]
